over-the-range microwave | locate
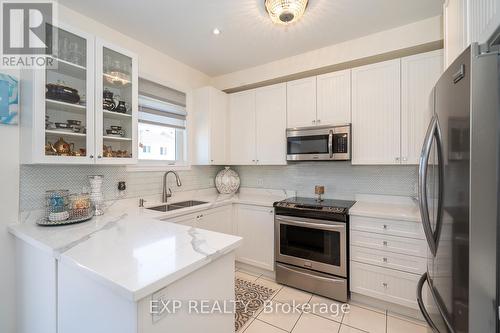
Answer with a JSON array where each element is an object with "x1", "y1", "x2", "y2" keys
[{"x1": 286, "y1": 124, "x2": 351, "y2": 161}]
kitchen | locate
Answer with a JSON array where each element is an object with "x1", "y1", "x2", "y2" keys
[{"x1": 1, "y1": 1, "x2": 499, "y2": 333}]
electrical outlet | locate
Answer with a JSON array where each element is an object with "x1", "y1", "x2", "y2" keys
[{"x1": 257, "y1": 179, "x2": 264, "y2": 186}]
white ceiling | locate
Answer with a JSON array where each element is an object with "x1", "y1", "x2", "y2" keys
[{"x1": 58, "y1": 0, "x2": 443, "y2": 76}]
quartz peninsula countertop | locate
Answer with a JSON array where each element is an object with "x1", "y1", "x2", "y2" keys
[{"x1": 9, "y1": 188, "x2": 292, "y2": 301}]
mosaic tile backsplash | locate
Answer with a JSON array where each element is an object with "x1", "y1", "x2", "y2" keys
[
  {"x1": 20, "y1": 162, "x2": 418, "y2": 211},
  {"x1": 233, "y1": 162, "x2": 418, "y2": 200},
  {"x1": 20, "y1": 165, "x2": 220, "y2": 211}
]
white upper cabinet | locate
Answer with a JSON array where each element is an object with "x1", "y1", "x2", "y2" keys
[
  {"x1": 21, "y1": 24, "x2": 95, "y2": 164},
  {"x1": 352, "y1": 59, "x2": 401, "y2": 165},
  {"x1": 401, "y1": 50, "x2": 444, "y2": 165},
  {"x1": 469, "y1": 0, "x2": 500, "y2": 45},
  {"x1": 95, "y1": 39, "x2": 138, "y2": 164},
  {"x1": 444, "y1": 0, "x2": 469, "y2": 69},
  {"x1": 228, "y1": 83, "x2": 287, "y2": 165},
  {"x1": 20, "y1": 23, "x2": 138, "y2": 165},
  {"x1": 286, "y1": 77, "x2": 317, "y2": 128},
  {"x1": 255, "y1": 83, "x2": 287, "y2": 165},
  {"x1": 193, "y1": 86, "x2": 228, "y2": 165},
  {"x1": 316, "y1": 69, "x2": 352, "y2": 125},
  {"x1": 229, "y1": 90, "x2": 256, "y2": 165}
]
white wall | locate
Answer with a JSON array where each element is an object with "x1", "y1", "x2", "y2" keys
[
  {"x1": 211, "y1": 16, "x2": 443, "y2": 90},
  {"x1": 0, "y1": 70, "x2": 20, "y2": 333}
]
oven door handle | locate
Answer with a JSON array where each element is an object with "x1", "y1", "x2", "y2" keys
[
  {"x1": 275, "y1": 216, "x2": 345, "y2": 232},
  {"x1": 328, "y1": 130, "x2": 333, "y2": 158}
]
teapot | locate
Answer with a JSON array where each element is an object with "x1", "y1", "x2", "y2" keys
[{"x1": 50, "y1": 137, "x2": 74, "y2": 156}]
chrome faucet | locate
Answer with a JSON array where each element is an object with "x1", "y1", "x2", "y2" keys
[{"x1": 162, "y1": 171, "x2": 182, "y2": 203}]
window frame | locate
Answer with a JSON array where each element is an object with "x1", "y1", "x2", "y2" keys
[{"x1": 127, "y1": 74, "x2": 192, "y2": 172}]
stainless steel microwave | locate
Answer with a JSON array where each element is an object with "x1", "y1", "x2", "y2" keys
[{"x1": 286, "y1": 125, "x2": 351, "y2": 161}]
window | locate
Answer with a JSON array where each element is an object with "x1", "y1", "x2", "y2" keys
[{"x1": 138, "y1": 78, "x2": 187, "y2": 165}]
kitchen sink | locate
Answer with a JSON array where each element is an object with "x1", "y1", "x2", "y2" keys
[
  {"x1": 146, "y1": 200, "x2": 208, "y2": 212},
  {"x1": 169, "y1": 200, "x2": 208, "y2": 207}
]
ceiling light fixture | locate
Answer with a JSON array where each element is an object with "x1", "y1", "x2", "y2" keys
[
  {"x1": 212, "y1": 28, "x2": 221, "y2": 35},
  {"x1": 265, "y1": 0, "x2": 309, "y2": 25}
]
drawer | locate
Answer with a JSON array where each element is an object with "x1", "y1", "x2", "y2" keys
[
  {"x1": 350, "y1": 230, "x2": 427, "y2": 257},
  {"x1": 351, "y1": 216, "x2": 424, "y2": 239},
  {"x1": 350, "y1": 245, "x2": 426, "y2": 274},
  {"x1": 350, "y1": 261, "x2": 429, "y2": 309}
]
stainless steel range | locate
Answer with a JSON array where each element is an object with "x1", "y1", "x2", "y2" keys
[{"x1": 273, "y1": 197, "x2": 355, "y2": 302}]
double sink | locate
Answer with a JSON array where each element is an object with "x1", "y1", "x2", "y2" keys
[{"x1": 146, "y1": 200, "x2": 208, "y2": 212}]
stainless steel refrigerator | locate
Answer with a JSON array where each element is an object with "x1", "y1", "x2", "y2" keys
[{"x1": 416, "y1": 44, "x2": 500, "y2": 333}]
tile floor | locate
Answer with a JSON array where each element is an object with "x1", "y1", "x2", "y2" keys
[{"x1": 235, "y1": 269, "x2": 430, "y2": 333}]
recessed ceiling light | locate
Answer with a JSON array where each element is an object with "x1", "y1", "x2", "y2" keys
[{"x1": 212, "y1": 28, "x2": 221, "y2": 35}]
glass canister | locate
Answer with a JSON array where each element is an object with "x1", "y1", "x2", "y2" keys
[
  {"x1": 45, "y1": 190, "x2": 69, "y2": 221},
  {"x1": 68, "y1": 193, "x2": 93, "y2": 219},
  {"x1": 88, "y1": 175, "x2": 105, "y2": 216}
]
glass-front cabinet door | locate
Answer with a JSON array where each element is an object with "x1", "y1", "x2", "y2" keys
[
  {"x1": 33, "y1": 24, "x2": 95, "y2": 164},
  {"x1": 95, "y1": 39, "x2": 138, "y2": 164}
]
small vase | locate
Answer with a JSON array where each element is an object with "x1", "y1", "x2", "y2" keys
[
  {"x1": 215, "y1": 167, "x2": 240, "y2": 194},
  {"x1": 88, "y1": 175, "x2": 105, "y2": 216}
]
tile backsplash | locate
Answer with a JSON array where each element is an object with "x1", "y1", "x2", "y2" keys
[
  {"x1": 233, "y1": 162, "x2": 418, "y2": 200},
  {"x1": 20, "y1": 165, "x2": 220, "y2": 211},
  {"x1": 20, "y1": 162, "x2": 418, "y2": 211}
]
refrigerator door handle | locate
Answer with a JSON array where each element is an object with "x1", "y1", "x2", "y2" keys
[
  {"x1": 419, "y1": 116, "x2": 439, "y2": 256},
  {"x1": 328, "y1": 130, "x2": 333, "y2": 158},
  {"x1": 417, "y1": 272, "x2": 440, "y2": 332}
]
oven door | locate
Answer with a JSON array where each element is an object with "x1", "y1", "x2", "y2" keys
[{"x1": 275, "y1": 215, "x2": 347, "y2": 277}]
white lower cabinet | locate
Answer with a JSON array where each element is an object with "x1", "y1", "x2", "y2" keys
[
  {"x1": 234, "y1": 204, "x2": 275, "y2": 271},
  {"x1": 196, "y1": 206, "x2": 232, "y2": 234},
  {"x1": 350, "y1": 261, "x2": 428, "y2": 309},
  {"x1": 169, "y1": 206, "x2": 232, "y2": 234},
  {"x1": 350, "y1": 214, "x2": 429, "y2": 309}
]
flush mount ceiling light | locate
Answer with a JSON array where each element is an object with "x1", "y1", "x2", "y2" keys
[{"x1": 265, "y1": 0, "x2": 309, "y2": 25}]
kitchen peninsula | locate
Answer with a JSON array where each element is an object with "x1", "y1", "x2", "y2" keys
[{"x1": 9, "y1": 195, "x2": 243, "y2": 333}]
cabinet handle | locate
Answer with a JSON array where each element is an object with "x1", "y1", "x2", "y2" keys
[
  {"x1": 312, "y1": 120, "x2": 316, "y2": 125},
  {"x1": 382, "y1": 282, "x2": 388, "y2": 288},
  {"x1": 395, "y1": 157, "x2": 400, "y2": 162},
  {"x1": 317, "y1": 119, "x2": 321, "y2": 124},
  {"x1": 383, "y1": 241, "x2": 388, "y2": 246},
  {"x1": 383, "y1": 224, "x2": 388, "y2": 230},
  {"x1": 383, "y1": 257, "x2": 388, "y2": 263},
  {"x1": 269, "y1": 210, "x2": 273, "y2": 214},
  {"x1": 89, "y1": 155, "x2": 94, "y2": 159},
  {"x1": 402, "y1": 157, "x2": 408, "y2": 162},
  {"x1": 98, "y1": 155, "x2": 102, "y2": 159}
]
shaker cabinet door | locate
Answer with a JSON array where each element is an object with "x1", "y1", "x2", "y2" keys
[
  {"x1": 234, "y1": 205, "x2": 275, "y2": 271},
  {"x1": 255, "y1": 83, "x2": 287, "y2": 165},
  {"x1": 286, "y1": 77, "x2": 317, "y2": 128},
  {"x1": 316, "y1": 69, "x2": 351, "y2": 125},
  {"x1": 401, "y1": 50, "x2": 443, "y2": 164},
  {"x1": 352, "y1": 59, "x2": 401, "y2": 165},
  {"x1": 228, "y1": 90, "x2": 256, "y2": 165}
]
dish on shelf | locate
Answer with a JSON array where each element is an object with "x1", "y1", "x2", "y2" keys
[
  {"x1": 105, "y1": 128, "x2": 125, "y2": 137},
  {"x1": 103, "y1": 145, "x2": 130, "y2": 158},
  {"x1": 67, "y1": 120, "x2": 81, "y2": 126},
  {"x1": 46, "y1": 83, "x2": 80, "y2": 104}
]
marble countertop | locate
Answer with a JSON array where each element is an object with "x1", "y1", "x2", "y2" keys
[
  {"x1": 9, "y1": 188, "x2": 292, "y2": 301},
  {"x1": 349, "y1": 195, "x2": 421, "y2": 222}
]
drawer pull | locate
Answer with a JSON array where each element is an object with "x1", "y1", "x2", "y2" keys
[
  {"x1": 383, "y1": 257, "x2": 388, "y2": 263},
  {"x1": 383, "y1": 241, "x2": 388, "y2": 246},
  {"x1": 383, "y1": 224, "x2": 388, "y2": 230},
  {"x1": 382, "y1": 282, "x2": 388, "y2": 288}
]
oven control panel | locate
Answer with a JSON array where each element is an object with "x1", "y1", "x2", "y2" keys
[{"x1": 274, "y1": 202, "x2": 346, "y2": 214}]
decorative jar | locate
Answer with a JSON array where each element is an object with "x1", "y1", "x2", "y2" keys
[{"x1": 215, "y1": 167, "x2": 240, "y2": 194}]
